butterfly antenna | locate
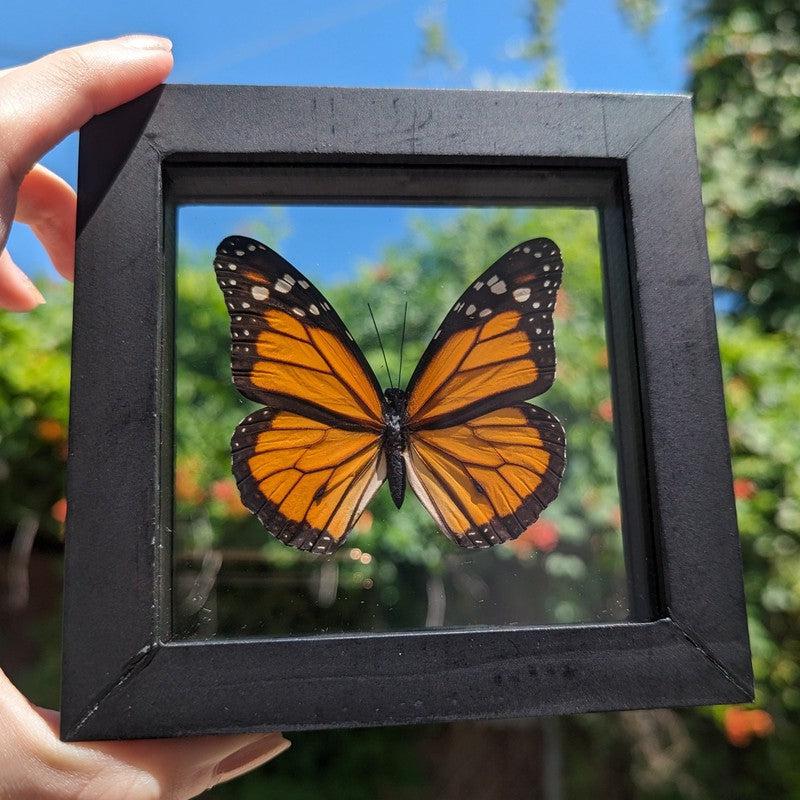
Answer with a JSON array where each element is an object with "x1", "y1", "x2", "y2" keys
[
  {"x1": 368, "y1": 302, "x2": 393, "y2": 389},
  {"x1": 397, "y1": 301, "x2": 408, "y2": 388}
]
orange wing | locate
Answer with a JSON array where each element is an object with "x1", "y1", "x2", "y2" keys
[
  {"x1": 215, "y1": 236, "x2": 388, "y2": 550},
  {"x1": 233, "y1": 408, "x2": 386, "y2": 553},
  {"x1": 215, "y1": 236, "x2": 383, "y2": 429},
  {"x1": 406, "y1": 238, "x2": 563, "y2": 428},
  {"x1": 404, "y1": 404, "x2": 566, "y2": 548}
]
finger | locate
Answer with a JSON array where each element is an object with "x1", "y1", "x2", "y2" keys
[
  {"x1": 0, "y1": 35, "x2": 173, "y2": 182},
  {"x1": 0, "y1": 249, "x2": 45, "y2": 311},
  {"x1": 1, "y1": 668, "x2": 289, "y2": 799},
  {"x1": 86, "y1": 731, "x2": 289, "y2": 800},
  {"x1": 16, "y1": 164, "x2": 77, "y2": 280}
]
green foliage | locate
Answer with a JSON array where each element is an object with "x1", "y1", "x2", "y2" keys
[
  {"x1": 416, "y1": 1, "x2": 462, "y2": 71},
  {"x1": 691, "y1": 1, "x2": 800, "y2": 331},
  {"x1": 719, "y1": 319, "x2": 800, "y2": 711},
  {"x1": 0, "y1": 283, "x2": 72, "y2": 541},
  {"x1": 617, "y1": 0, "x2": 663, "y2": 34}
]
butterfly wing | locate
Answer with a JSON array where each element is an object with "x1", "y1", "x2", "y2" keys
[
  {"x1": 404, "y1": 238, "x2": 566, "y2": 548},
  {"x1": 405, "y1": 238, "x2": 563, "y2": 428},
  {"x1": 232, "y1": 408, "x2": 385, "y2": 553},
  {"x1": 214, "y1": 236, "x2": 387, "y2": 551},
  {"x1": 214, "y1": 235, "x2": 384, "y2": 430}
]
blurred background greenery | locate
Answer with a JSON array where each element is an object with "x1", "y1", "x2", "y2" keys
[{"x1": 1, "y1": 0, "x2": 799, "y2": 798}]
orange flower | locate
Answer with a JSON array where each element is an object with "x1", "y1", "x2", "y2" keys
[
  {"x1": 36, "y1": 419, "x2": 66, "y2": 443},
  {"x1": 733, "y1": 478, "x2": 757, "y2": 500},
  {"x1": 373, "y1": 264, "x2": 391, "y2": 282},
  {"x1": 175, "y1": 461, "x2": 205, "y2": 504},
  {"x1": 211, "y1": 479, "x2": 249, "y2": 518},
  {"x1": 724, "y1": 708, "x2": 774, "y2": 747},
  {"x1": 354, "y1": 510, "x2": 373, "y2": 533},
  {"x1": 553, "y1": 289, "x2": 571, "y2": 320},
  {"x1": 211, "y1": 479, "x2": 237, "y2": 503},
  {"x1": 509, "y1": 519, "x2": 559, "y2": 555},
  {"x1": 596, "y1": 398, "x2": 613, "y2": 423},
  {"x1": 51, "y1": 498, "x2": 67, "y2": 524}
]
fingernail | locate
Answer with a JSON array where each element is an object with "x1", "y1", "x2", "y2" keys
[
  {"x1": 28, "y1": 281, "x2": 45, "y2": 306},
  {"x1": 18, "y1": 270, "x2": 46, "y2": 306},
  {"x1": 215, "y1": 734, "x2": 290, "y2": 781},
  {"x1": 117, "y1": 35, "x2": 173, "y2": 52}
]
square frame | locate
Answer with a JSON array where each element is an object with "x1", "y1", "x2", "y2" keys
[{"x1": 62, "y1": 85, "x2": 752, "y2": 740}]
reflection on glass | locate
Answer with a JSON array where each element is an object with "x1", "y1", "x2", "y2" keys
[{"x1": 172, "y1": 205, "x2": 628, "y2": 639}]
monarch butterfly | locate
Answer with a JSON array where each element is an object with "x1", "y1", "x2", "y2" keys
[{"x1": 214, "y1": 235, "x2": 566, "y2": 554}]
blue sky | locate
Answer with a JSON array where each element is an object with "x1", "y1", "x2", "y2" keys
[{"x1": 3, "y1": 0, "x2": 690, "y2": 281}]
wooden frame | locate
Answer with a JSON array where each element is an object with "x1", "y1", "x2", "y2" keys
[{"x1": 61, "y1": 85, "x2": 752, "y2": 740}]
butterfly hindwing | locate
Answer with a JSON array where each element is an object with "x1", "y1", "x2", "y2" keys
[
  {"x1": 232, "y1": 407, "x2": 386, "y2": 553},
  {"x1": 404, "y1": 404, "x2": 566, "y2": 548},
  {"x1": 214, "y1": 236, "x2": 384, "y2": 429},
  {"x1": 405, "y1": 238, "x2": 563, "y2": 428}
]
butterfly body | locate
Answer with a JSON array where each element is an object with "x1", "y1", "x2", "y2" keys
[
  {"x1": 214, "y1": 234, "x2": 567, "y2": 554},
  {"x1": 381, "y1": 386, "x2": 410, "y2": 509}
]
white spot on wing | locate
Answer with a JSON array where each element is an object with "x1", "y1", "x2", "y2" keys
[
  {"x1": 490, "y1": 280, "x2": 506, "y2": 295},
  {"x1": 274, "y1": 279, "x2": 291, "y2": 294},
  {"x1": 487, "y1": 275, "x2": 498, "y2": 286},
  {"x1": 473, "y1": 281, "x2": 484, "y2": 290},
  {"x1": 513, "y1": 287, "x2": 531, "y2": 302},
  {"x1": 479, "y1": 308, "x2": 492, "y2": 317},
  {"x1": 251, "y1": 285, "x2": 269, "y2": 301},
  {"x1": 466, "y1": 304, "x2": 476, "y2": 316},
  {"x1": 309, "y1": 304, "x2": 320, "y2": 315},
  {"x1": 292, "y1": 307, "x2": 305, "y2": 316},
  {"x1": 298, "y1": 280, "x2": 310, "y2": 289}
]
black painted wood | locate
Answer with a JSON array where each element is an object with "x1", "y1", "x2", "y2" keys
[{"x1": 62, "y1": 84, "x2": 751, "y2": 741}]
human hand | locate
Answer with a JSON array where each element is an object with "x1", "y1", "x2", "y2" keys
[
  {"x1": 0, "y1": 668, "x2": 289, "y2": 799},
  {"x1": 0, "y1": 36, "x2": 290, "y2": 797},
  {"x1": 0, "y1": 35, "x2": 176, "y2": 311}
]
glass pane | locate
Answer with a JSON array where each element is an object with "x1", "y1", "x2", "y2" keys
[{"x1": 172, "y1": 204, "x2": 628, "y2": 639}]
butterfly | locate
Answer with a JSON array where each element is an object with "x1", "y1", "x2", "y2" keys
[{"x1": 213, "y1": 235, "x2": 566, "y2": 554}]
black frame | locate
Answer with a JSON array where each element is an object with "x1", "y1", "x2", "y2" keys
[{"x1": 62, "y1": 85, "x2": 752, "y2": 741}]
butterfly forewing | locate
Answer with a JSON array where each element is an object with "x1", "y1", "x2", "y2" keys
[
  {"x1": 214, "y1": 236, "x2": 384, "y2": 429},
  {"x1": 405, "y1": 238, "x2": 563, "y2": 428}
]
